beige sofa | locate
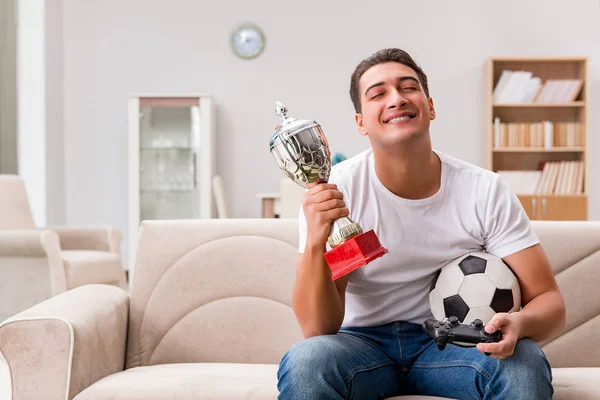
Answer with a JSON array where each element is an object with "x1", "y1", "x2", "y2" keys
[
  {"x1": 0, "y1": 175, "x2": 128, "y2": 320},
  {"x1": 0, "y1": 218, "x2": 599, "y2": 399}
]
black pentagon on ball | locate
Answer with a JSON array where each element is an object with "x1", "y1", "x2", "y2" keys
[
  {"x1": 430, "y1": 269, "x2": 442, "y2": 292},
  {"x1": 458, "y1": 255, "x2": 487, "y2": 275},
  {"x1": 443, "y1": 295, "x2": 470, "y2": 322},
  {"x1": 491, "y1": 289, "x2": 514, "y2": 312}
]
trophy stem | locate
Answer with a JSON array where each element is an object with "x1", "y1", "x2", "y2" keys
[{"x1": 327, "y1": 217, "x2": 363, "y2": 248}]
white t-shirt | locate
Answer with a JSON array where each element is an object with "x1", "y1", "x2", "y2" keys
[{"x1": 297, "y1": 148, "x2": 539, "y2": 327}]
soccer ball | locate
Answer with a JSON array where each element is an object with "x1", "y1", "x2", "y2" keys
[{"x1": 429, "y1": 252, "x2": 521, "y2": 324}]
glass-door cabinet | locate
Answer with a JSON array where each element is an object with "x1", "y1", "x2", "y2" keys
[{"x1": 128, "y1": 94, "x2": 215, "y2": 270}]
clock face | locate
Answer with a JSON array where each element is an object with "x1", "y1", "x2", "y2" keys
[{"x1": 231, "y1": 24, "x2": 265, "y2": 59}]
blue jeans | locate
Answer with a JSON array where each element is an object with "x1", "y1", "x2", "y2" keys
[{"x1": 277, "y1": 321, "x2": 552, "y2": 399}]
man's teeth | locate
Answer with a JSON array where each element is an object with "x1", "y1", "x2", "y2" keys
[{"x1": 388, "y1": 115, "x2": 411, "y2": 123}]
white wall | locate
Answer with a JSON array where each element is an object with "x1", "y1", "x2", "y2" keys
[
  {"x1": 17, "y1": 0, "x2": 46, "y2": 225},
  {"x1": 61, "y1": 0, "x2": 600, "y2": 267},
  {"x1": 15, "y1": 0, "x2": 65, "y2": 227}
]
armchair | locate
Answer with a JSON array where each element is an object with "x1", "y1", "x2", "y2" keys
[{"x1": 0, "y1": 175, "x2": 127, "y2": 320}]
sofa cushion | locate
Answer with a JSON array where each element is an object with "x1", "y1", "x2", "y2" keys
[
  {"x1": 125, "y1": 219, "x2": 301, "y2": 369},
  {"x1": 72, "y1": 362, "x2": 600, "y2": 400},
  {"x1": 73, "y1": 363, "x2": 280, "y2": 400},
  {"x1": 551, "y1": 368, "x2": 600, "y2": 399},
  {"x1": 0, "y1": 175, "x2": 36, "y2": 229},
  {"x1": 61, "y1": 250, "x2": 126, "y2": 289},
  {"x1": 73, "y1": 363, "x2": 452, "y2": 400}
]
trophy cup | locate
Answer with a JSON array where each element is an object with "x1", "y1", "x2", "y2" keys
[{"x1": 269, "y1": 101, "x2": 388, "y2": 280}]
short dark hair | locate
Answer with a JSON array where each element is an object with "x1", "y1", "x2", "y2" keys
[{"x1": 349, "y1": 48, "x2": 430, "y2": 113}]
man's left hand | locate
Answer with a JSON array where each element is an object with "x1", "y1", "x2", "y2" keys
[{"x1": 476, "y1": 312, "x2": 522, "y2": 359}]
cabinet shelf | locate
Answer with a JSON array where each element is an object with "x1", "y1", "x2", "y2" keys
[
  {"x1": 140, "y1": 146, "x2": 198, "y2": 151},
  {"x1": 493, "y1": 147, "x2": 584, "y2": 153},
  {"x1": 493, "y1": 102, "x2": 584, "y2": 108},
  {"x1": 517, "y1": 193, "x2": 586, "y2": 198},
  {"x1": 140, "y1": 189, "x2": 197, "y2": 193}
]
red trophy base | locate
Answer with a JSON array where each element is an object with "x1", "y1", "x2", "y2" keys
[{"x1": 323, "y1": 230, "x2": 388, "y2": 280}]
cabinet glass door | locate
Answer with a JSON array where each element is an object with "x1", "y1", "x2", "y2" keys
[{"x1": 138, "y1": 99, "x2": 201, "y2": 220}]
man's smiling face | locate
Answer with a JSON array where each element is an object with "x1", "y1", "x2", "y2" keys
[{"x1": 355, "y1": 62, "x2": 436, "y2": 148}]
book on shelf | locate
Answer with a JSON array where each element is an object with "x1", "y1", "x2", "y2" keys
[
  {"x1": 496, "y1": 170, "x2": 542, "y2": 195},
  {"x1": 497, "y1": 161, "x2": 585, "y2": 195},
  {"x1": 534, "y1": 79, "x2": 583, "y2": 103},
  {"x1": 493, "y1": 117, "x2": 584, "y2": 148},
  {"x1": 493, "y1": 70, "x2": 582, "y2": 104}
]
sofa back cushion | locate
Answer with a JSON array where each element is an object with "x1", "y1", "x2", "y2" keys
[
  {"x1": 0, "y1": 175, "x2": 36, "y2": 229},
  {"x1": 125, "y1": 218, "x2": 600, "y2": 369},
  {"x1": 532, "y1": 221, "x2": 600, "y2": 368},
  {"x1": 125, "y1": 219, "x2": 303, "y2": 369}
]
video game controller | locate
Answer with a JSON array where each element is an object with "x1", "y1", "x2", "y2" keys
[{"x1": 423, "y1": 316, "x2": 502, "y2": 356}]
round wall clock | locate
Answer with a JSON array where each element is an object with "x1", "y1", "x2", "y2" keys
[{"x1": 231, "y1": 24, "x2": 265, "y2": 59}]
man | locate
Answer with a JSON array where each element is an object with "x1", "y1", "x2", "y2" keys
[{"x1": 277, "y1": 48, "x2": 565, "y2": 400}]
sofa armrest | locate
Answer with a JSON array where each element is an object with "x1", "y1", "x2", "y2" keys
[
  {"x1": 0, "y1": 230, "x2": 68, "y2": 296},
  {"x1": 0, "y1": 284, "x2": 129, "y2": 400},
  {"x1": 45, "y1": 225, "x2": 121, "y2": 254}
]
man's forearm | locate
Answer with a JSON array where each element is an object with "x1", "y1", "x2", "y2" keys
[
  {"x1": 293, "y1": 245, "x2": 344, "y2": 338},
  {"x1": 517, "y1": 289, "x2": 566, "y2": 342}
]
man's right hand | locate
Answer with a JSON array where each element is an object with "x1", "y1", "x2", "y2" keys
[{"x1": 302, "y1": 183, "x2": 349, "y2": 250}]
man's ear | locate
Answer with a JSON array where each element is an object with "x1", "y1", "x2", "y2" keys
[
  {"x1": 428, "y1": 97, "x2": 436, "y2": 120},
  {"x1": 355, "y1": 113, "x2": 368, "y2": 136}
]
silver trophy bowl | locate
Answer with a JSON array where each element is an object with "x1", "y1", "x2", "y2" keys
[{"x1": 269, "y1": 101, "x2": 362, "y2": 248}]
